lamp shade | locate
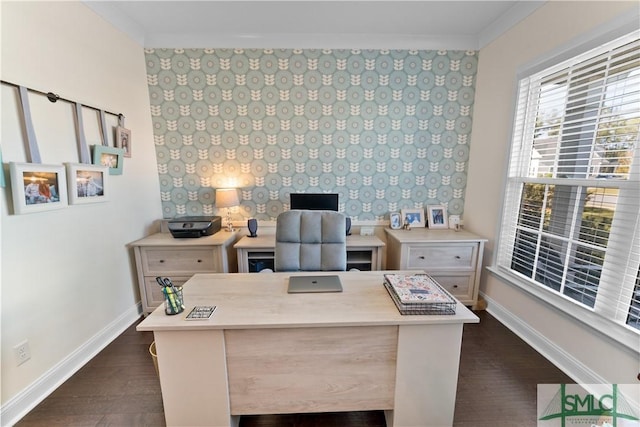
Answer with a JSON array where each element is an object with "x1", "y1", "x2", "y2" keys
[{"x1": 215, "y1": 188, "x2": 239, "y2": 208}]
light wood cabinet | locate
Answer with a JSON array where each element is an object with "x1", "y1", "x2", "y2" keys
[
  {"x1": 234, "y1": 234, "x2": 385, "y2": 273},
  {"x1": 385, "y1": 228, "x2": 486, "y2": 308},
  {"x1": 129, "y1": 231, "x2": 238, "y2": 314}
]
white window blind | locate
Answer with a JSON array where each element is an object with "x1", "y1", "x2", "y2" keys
[{"x1": 497, "y1": 31, "x2": 640, "y2": 334}]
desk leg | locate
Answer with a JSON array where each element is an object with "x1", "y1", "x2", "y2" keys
[
  {"x1": 390, "y1": 323, "x2": 463, "y2": 427},
  {"x1": 155, "y1": 330, "x2": 232, "y2": 427}
]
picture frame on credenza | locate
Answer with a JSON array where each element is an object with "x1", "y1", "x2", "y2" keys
[
  {"x1": 427, "y1": 205, "x2": 448, "y2": 229},
  {"x1": 389, "y1": 212, "x2": 402, "y2": 230},
  {"x1": 401, "y1": 208, "x2": 425, "y2": 228}
]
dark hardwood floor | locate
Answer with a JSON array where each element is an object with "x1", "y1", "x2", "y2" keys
[{"x1": 15, "y1": 311, "x2": 573, "y2": 427}]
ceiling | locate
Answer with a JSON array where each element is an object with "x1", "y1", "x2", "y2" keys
[{"x1": 83, "y1": 1, "x2": 544, "y2": 50}]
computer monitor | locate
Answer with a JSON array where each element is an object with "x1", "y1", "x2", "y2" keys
[{"x1": 290, "y1": 193, "x2": 339, "y2": 211}]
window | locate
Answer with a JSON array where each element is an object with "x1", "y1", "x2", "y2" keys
[{"x1": 497, "y1": 31, "x2": 640, "y2": 336}]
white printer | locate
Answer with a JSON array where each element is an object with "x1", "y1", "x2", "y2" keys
[{"x1": 168, "y1": 216, "x2": 221, "y2": 238}]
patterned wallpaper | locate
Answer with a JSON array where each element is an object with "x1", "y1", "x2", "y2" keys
[{"x1": 144, "y1": 48, "x2": 477, "y2": 221}]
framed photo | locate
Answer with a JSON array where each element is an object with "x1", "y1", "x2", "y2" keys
[
  {"x1": 9, "y1": 162, "x2": 68, "y2": 214},
  {"x1": 0, "y1": 147, "x2": 5, "y2": 188},
  {"x1": 92, "y1": 145, "x2": 125, "y2": 175},
  {"x1": 389, "y1": 212, "x2": 402, "y2": 230},
  {"x1": 401, "y1": 208, "x2": 425, "y2": 228},
  {"x1": 66, "y1": 163, "x2": 109, "y2": 205},
  {"x1": 115, "y1": 126, "x2": 131, "y2": 158},
  {"x1": 427, "y1": 205, "x2": 449, "y2": 229}
]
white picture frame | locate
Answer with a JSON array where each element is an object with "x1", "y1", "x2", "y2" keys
[
  {"x1": 115, "y1": 126, "x2": 132, "y2": 158},
  {"x1": 427, "y1": 205, "x2": 448, "y2": 229},
  {"x1": 66, "y1": 163, "x2": 109, "y2": 205},
  {"x1": 401, "y1": 208, "x2": 425, "y2": 228},
  {"x1": 389, "y1": 212, "x2": 402, "y2": 229},
  {"x1": 9, "y1": 162, "x2": 68, "y2": 214}
]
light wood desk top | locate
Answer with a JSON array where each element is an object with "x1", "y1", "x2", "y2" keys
[
  {"x1": 137, "y1": 271, "x2": 479, "y2": 332},
  {"x1": 385, "y1": 228, "x2": 487, "y2": 243},
  {"x1": 128, "y1": 230, "x2": 238, "y2": 248}
]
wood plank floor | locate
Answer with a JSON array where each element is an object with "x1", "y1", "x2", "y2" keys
[{"x1": 15, "y1": 310, "x2": 573, "y2": 427}]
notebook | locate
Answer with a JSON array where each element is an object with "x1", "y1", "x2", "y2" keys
[{"x1": 287, "y1": 275, "x2": 343, "y2": 293}]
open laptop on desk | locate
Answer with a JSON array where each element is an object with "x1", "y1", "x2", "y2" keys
[{"x1": 287, "y1": 275, "x2": 343, "y2": 293}]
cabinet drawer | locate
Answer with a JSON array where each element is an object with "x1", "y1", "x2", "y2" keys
[
  {"x1": 144, "y1": 276, "x2": 190, "y2": 308},
  {"x1": 142, "y1": 248, "x2": 216, "y2": 274},
  {"x1": 430, "y1": 274, "x2": 474, "y2": 300},
  {"x1": 406, "y1": 244, "x2": 475, "y2": 269}
]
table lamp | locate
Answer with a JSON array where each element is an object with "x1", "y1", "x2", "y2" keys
[{"x1": 215, "y1": 188, "x2": 239, "y2": 232}]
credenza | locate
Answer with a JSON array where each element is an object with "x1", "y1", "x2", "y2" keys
[
  {"x1": 128, "y1": 231, "x2": 238, "y2": 314},
  {"x1": 234, "y1": 234, "x2": 385, "y2": 272},
  {"x1": 384, "y1": 228, "x2": 487, "y2": 309}
]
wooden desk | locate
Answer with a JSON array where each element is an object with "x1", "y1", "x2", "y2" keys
[
  {"x1": 234, "y1": 234, "x2": 385, "y2": 272},
  {"x1": 137, "y1": 271, "x2": 478, "y2": 427}
]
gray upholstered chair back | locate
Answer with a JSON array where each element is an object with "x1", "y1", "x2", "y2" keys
[{"x1": 274, "y1": 210, "x2": 347, "y2": 272}]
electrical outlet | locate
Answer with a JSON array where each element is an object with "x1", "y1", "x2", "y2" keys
[
  {"x1": 14, "y1": 340, "x2": 31, "y2": 366},
  {"x1": 360, "y1": 227, "x2": 374, "y2": 236}
]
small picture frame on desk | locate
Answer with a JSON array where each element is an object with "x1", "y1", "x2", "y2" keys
[
  {"x1": 92, "y1": 145, "x2": 125, "y2": 175},
  {"x1": 401, "y1": 208, "x2": 425, "y2": 228},
  {"x1": 427, "y1": 205, "x2": 448, "y2": 229}
]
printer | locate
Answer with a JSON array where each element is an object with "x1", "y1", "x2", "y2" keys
[{"x1": 168, "y1": 216, "x2": 221, "y2": 238}]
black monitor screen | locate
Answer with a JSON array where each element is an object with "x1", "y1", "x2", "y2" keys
[{"x1": 290, "y1": 193, "x2": 339, "y2": 211}]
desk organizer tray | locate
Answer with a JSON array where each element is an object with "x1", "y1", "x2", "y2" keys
[{"x1": 383, "y1": 273, "x2": 456, "y2": 315}]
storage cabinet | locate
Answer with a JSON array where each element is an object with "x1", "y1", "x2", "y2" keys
[
  {"x1": 129, "y1": 231, "x2": 238, "y2": 314},
  {"x1": 234, "y1": 234, "x2": 385, "y2": 273},
  {"x1": 385, "y1": 228, "x2": 486, "y2": 308}
]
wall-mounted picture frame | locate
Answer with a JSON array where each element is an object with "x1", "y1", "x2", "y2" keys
[
  {"x1": 401, "y1": 208, "x2": 425, "y2": 228},
  {"x1": 115, "y1": 126, "x2": 131, "y2": 158},
  {"x1": 389, "y1": 212, "x2": 402, "y2": 230},
  {"x1": 9, "y1": 162, "x2": 68, "y2": 214},
  {"x1": 0, "y1": 147, "x2": 5, "y2": 188},
  {"x1": 427, "y1": 205, "x2": 449, "y2": 229},
  {"x1": 66, "y1": 163, "x2": 109, "y2": 205},
  {"x1": 92, "y1": 145, "x2": 125, "y2": 175}
]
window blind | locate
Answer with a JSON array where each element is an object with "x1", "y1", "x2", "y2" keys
[{"x1": 497, "y1": 31, "x2": 640, "y2": 334}]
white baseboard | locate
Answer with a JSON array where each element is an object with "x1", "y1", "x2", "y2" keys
[
  {"x1": 0, "y1": 303, "x2": 143, "y2": 427},
  {"x1": 481, "y1": 292, "x2": 607, "y2": 386}
]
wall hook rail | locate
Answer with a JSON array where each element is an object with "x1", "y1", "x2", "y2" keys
[{"x1": 1, "y1": 79, "x2": 123, "y2": 119}]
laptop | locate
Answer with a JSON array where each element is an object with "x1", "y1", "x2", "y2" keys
[{"x1": 287, "y1": 275, "x2": 343, "y2": 293}]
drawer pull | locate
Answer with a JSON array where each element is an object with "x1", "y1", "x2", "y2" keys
[
  {"x1": 197, "y1": 259, "x2": 202, "y2": 263},
  {"x1": 159, "y1": 260, "x2": 165, "y2": 263},
  {"x1": 419, "y1": 256, "x2": 425, "y2": 259},
  {"x1": 453, "y1": 285, "x2": 458, "y2": 288},
  {"x1": 455, "y1": 256, "x2": 461, "y2": 259}
]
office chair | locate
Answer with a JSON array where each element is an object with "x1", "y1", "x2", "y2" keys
[{"x1": 273, "y1": 210, "x2": 347, "y2": 272}]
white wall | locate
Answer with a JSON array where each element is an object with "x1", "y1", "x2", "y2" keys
[
  {"x1": 466, "y1": 1, "x2": 639, "y2": 384},
  {"x1": 0, "y1": 1, "x2": 161, "y2": 422}
]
